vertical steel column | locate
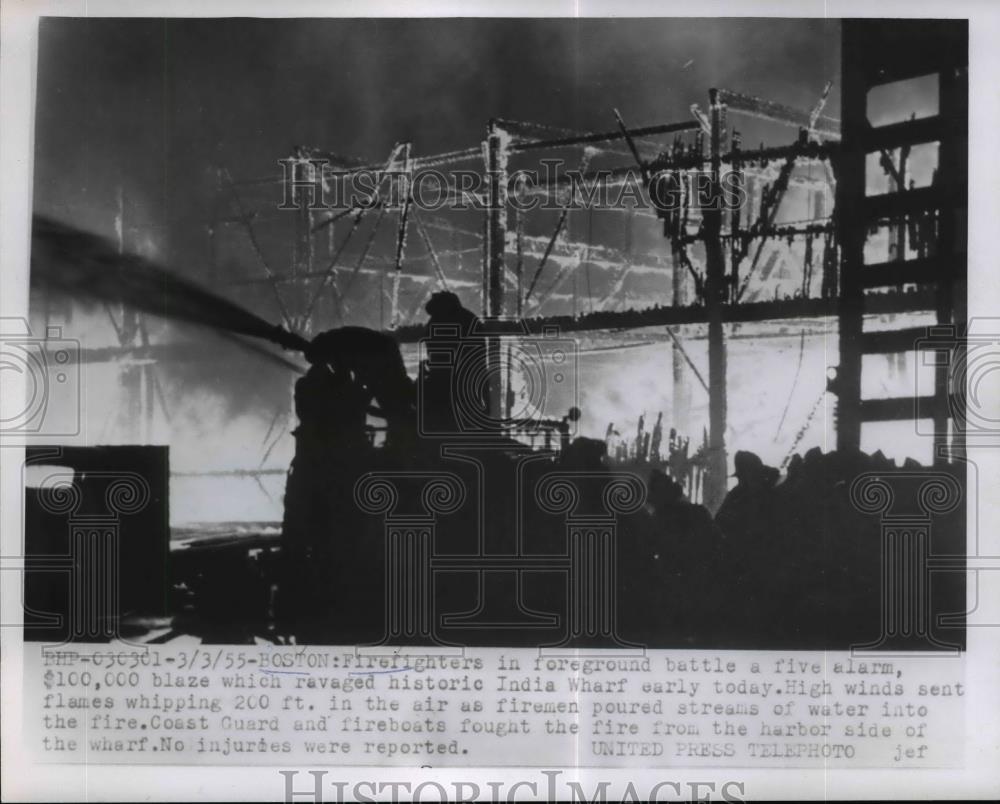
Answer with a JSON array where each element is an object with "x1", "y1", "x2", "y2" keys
[
  {"x1": 835, "y1": 30, "x2": 867, "y2": 453},
  {"x1": 936, "y1": 56, "x2": 968, "y2": 463},
  {"x1": 703, "y1": 89, "x2": 729, "y2": 512},
  {"x1": 486, "y1": 121, "x2": 508, "y2": 420},
  {"x1": 729, "y1": 128, "x2": 743, "y2": 297},
  {"x1": 292, "y1": 149, "x2": 316, "y2": 335},
  {"x1": 671, "y1": 259, "x2": 690, "y2": 436},
  {"x1": 670, "y1": 174, "x2": 691, "y2": 436}
]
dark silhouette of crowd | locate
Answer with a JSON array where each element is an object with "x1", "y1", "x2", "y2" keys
[{"x1": 623, "y1": 445, "x2": 964, "y2": 648}]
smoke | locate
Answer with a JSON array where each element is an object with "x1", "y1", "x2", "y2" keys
[
  {"x1": 29, "y1": 214, "x2": 307, "y2": 522},
  {"x1": 29, "y1": 18, "x2": 868, "y2": 523}
]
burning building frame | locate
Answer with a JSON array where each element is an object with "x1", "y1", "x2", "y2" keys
[{"x1": 21, "y1": 17, "x2": 968, "y2": 650}]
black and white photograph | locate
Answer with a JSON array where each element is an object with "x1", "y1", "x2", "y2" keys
[{"x1": 1, "y1": 2, "x2": 998, "y2": 801}]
